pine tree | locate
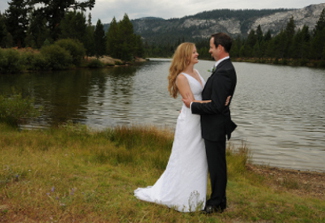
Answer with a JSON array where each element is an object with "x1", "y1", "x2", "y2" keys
[
  {"x1": 0, "y1": 13, "x2": 8, "y2": 48},
  {"x1": 5, "y1": 0, "x2": 29, "y2": 47},
  {"x1": 107, "y1": 14, "x2": 144, "y2": 61},
  {"x1": 94, "y1": 19, "x2": 106, "y2": 58},
  {"x1": 134, "y1": 35, "x2": 144, "y2": 58},
  {"x1": 256, "y1": 25, "x2": 264, "y2": 43},
  {"x1": 243, "y1": 30, "x2": 256, "y2": 57},
  {"x1": 30, "y1": 0, "x2": 95, "y2": 41},
  {"x1": 314, "y1": 8, "x2": 325, "y2": 36},
  {"x1": 117, "y1": 14, "x2": 135, "y2": 61},
  {"x1": 106, "y1": 17, "x2": 119, "y2": 58},
  {"x1": 290, "y1": 25, "x2": 310, "y2": 59},
  {"x1": 264, "y1": 30, "x2": 272, "y2": 41},
  {"x1": 84, "y1": 13, "x2": 95, "y2": 57},
  {"x1": 284, "y1": 16, "x2": 296, "y2": 58},
  {"x1": 266, "y1": 30, "x2": 286, "y2": 58},
  {"x1": 24, "y1": 12, "x2": 50, "y2": 48},
  {"x1": 59, "y1": 11, "x2": 87, "y2": 44},
  {"x1": 311, "y1": 8, "x2": 325, "y2": 60}
]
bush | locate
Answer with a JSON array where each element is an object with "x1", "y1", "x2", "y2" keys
[
  {"x1": 55, "y1": 39, "x2": 86, "y2": 66},
  {"x1": 20, "y1": 50, "x2": 36, "y2": 70},
  {"x1": 87, "y1": 59, "x2": 105, "y2": 68},
  {"x1": 0, "y1": 93, "x2": 41, "y2": 126},
  {"x1": 40, "y1": 45, "x2": 73, "y2": 70},
  {"x1": 32, "y1": 53, "x2": 50, "y2": 70},
  {"x1": 0, "y1": 48, "x2": 25, "y2": 74}
]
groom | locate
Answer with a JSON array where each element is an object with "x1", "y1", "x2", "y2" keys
[{"x1": 183, "y1": 32, "x2": 237, "y2": 214}]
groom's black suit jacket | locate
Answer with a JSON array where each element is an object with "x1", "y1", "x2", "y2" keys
[{"x1": 192, "y1": 59, "x2": 237, "y2": 141}]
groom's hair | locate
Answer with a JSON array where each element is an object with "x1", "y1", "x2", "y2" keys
[{"x1": 211, "y1": 32, "x2": 232, "y2": 53}]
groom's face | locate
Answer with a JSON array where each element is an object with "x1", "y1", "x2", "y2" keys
[{"x1": 209, "y1": 37, "x2": 220, "y2": 61}]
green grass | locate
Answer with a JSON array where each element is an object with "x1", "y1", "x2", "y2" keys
[{"x1": 0, "y1": 123, "x2": 324, "y2": 222}]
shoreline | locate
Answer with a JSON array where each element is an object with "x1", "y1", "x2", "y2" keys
[{"x1": 246, "y1": 164, "x2": 325, "y2": 198}]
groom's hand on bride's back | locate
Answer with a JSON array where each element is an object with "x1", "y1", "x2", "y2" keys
[
  {"x1": 225, "y1": 96, "x2": 231, "y2": 106},
  {"x1": 182, "y1": 95, "x2": 231, "y2": 108}
]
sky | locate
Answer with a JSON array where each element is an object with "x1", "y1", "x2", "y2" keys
[{"x1": 0, "y1": 0, "x2": 324, "y2": 24}]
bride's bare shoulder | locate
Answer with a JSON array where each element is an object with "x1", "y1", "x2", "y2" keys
[{"x1": 176, "y1": 73, "x2": 188, "y2": 82}]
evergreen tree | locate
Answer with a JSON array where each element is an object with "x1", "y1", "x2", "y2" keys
[
  {"x1": 283, "y1": 16, "x2": 295, "y2": 58},
  {"x1": 24, "y1": 12, "x2": 50, "y2": 48},
  {"x1": 311, "y1": 8, "x2": 325, "y2": 60},
  {"x1": 84, "y1": 13, "x2": 95, "y2": 57},
  {"x1": 0, "y1": 13, "x2": 8, "y2": 48},
  {"x1": 134, "y1": 35, "x2": 144, "y2": 58},
  {"x1": 266, "y1": 30, "x2": 286, "y2": 58},
  {"x1": 106, "y1": 17, "x2": 119, "y2": 58},
  {"x1": 264, "y1": 30, "x2": 272, "y2": 41},
  {"x1": 239, "y1": 45, "x2": 248, "y2": 57},
  {"x1": 313, "y1": 8, "x2": 325, "y2": 36},
  {"x1": 256, "y1": 25, "x2": 264, "y2": 43},
  {"x1": 258, "y1": 40, "x2": 268, "y2": 58},
  {"x1": 253, "y1": 26, "x2": 264, "y2": 58},
  {"x1": 5, "y1": 0, "x2": 30, "y2": 47},
  {"x1": 107, "y1": 14, "x2": 144, "y2": 61},
  {"x1": 94, "y1": 19, "x2": 106, "y2": 58},
  {"x1": 290, "y1": 25, "x2": 310, "y2": 59},
  {"x1": 253, "y1": 42, "x2": 262, "y2": 58},
  {"x1": 29, "y1": 0, "x2": 95, "y2": 41},
  {"x1": 311, "y1": 29, "x2": 325, "y2": 60},
  {"x1": 246, "y1": 29, "x2": 257, "y2": 56},
  {"x1": 230, "y1": 35, "x2": 243, "y2": 58},
  {"x1": 117, "y1": 14, "x2": 135, "y2": 61},
  {"x1": 59, "y1": 11, "x2": 87, "y2": 45}
]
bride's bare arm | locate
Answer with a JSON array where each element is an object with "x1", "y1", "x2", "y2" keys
[
  {"x1": 177, "y1": 75, "x2": 212, "y2": 103},
  {"x1": 176, "y1": 74, "x2": 195, "y2": 101}
]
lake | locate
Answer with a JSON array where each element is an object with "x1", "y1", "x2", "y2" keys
[{"x1": 0, "y1": 59, "x2": 324, "y2": 172}]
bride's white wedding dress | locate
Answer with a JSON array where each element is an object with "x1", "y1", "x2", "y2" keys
[{"x1": 134, "y1": 71, "x2": 208, "y2": 212}]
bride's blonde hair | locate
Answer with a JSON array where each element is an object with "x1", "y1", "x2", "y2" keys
[{"x1": 168, "y1": 42, "x2": 195, "y2": 98}]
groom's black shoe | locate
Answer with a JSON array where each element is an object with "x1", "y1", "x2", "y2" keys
[
  {"x1": 201, "y1": 205, "x2": 214, "y2": 214},
  {"x1": 202, "y1": 204, "x2": 226, "y2": 214}
]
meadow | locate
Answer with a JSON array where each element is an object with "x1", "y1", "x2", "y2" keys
[{"x1": 0, "y1": 123, "x2": 324, "y2": 222}]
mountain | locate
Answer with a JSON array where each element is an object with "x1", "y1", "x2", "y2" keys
[{"x1": 127, "y1": 3, "x2": 325, "y2": 45}]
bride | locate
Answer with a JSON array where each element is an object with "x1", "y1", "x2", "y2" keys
[{"x1": 134, "y1": 42, "x2": 209, "y2": 212}]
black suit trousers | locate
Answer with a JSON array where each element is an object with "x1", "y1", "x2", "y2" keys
[{"x1": 204, "y1": 137, "x2": 227, "y2": 206}]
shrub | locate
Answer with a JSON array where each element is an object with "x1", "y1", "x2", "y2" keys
[
  {"x1": 87, "y1": 59, "x2": 105, "y2": 68},
  {"x1": 55, "y1": 39, "x2": 86, "y2": 66},
  {"x1": 20, "y1": 50, "x2": 36, "y2": 70},
  {"x1": 0, "y1": 48, "x2": 25, "y2": 74},
  {"x1": 115, "y1": 60, "x2": 125, "y2": 65},
  {"x1": 40, "y1": 45, "x2": 72, "y2": 70},
  {"x1": 0, "y1": 93, "x2": 41, "y2": 126},
  {"x1": 32, "y1": 53, "x2": 49, "y2": 70},
  {"x1": 19, "y1": 50, "x2": 48, "y2": 71}
]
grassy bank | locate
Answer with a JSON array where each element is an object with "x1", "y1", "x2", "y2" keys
[{"x1": 0, "y1": 123, "x2": 324, "y2": 222}]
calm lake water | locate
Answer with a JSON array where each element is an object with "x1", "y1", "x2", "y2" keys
[{"x1": 1, "y1": 59, "x2": 324, "y2": 172}]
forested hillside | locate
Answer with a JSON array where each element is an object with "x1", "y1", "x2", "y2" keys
[{"x1": 130, "y1": 9, "x2": 291, "y2": 45}]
